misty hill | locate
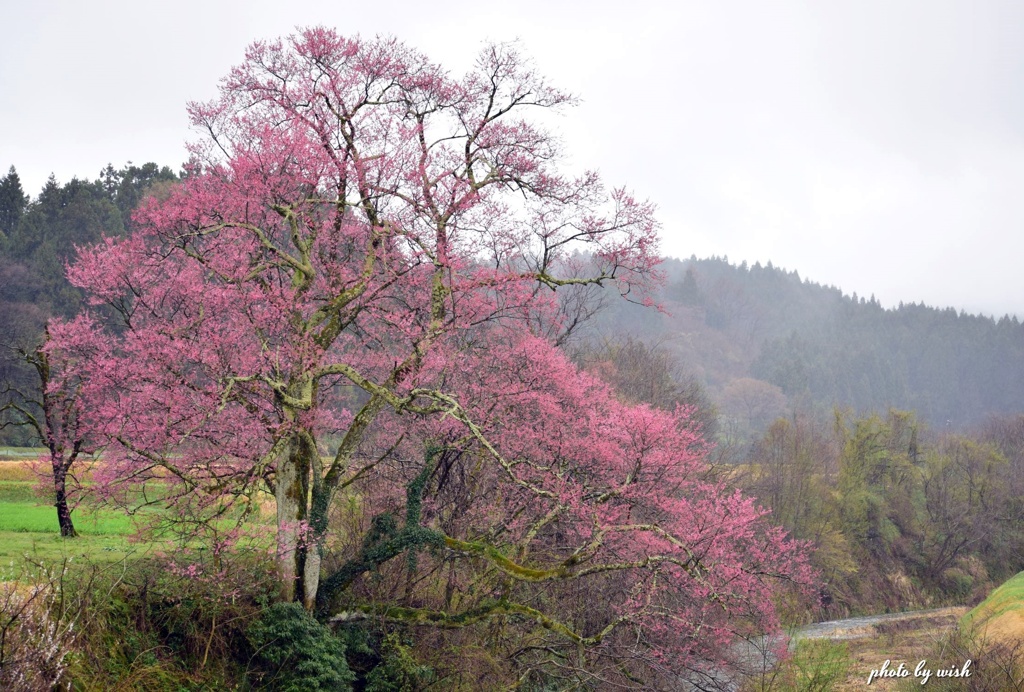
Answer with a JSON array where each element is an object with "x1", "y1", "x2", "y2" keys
[{"x1": 584, "y1": 256, "x2": 1024, "y2": 431}]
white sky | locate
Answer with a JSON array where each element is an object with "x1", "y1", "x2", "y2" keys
[{"x1": 3, "y1": 0, "x2": 1023, "y2": 316}]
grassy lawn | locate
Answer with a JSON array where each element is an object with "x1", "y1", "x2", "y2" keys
[
  {"x1": 0, "y1": 501, "x2": 135, "y2": 534},
  {"x1": 0, "y1": 498, "x2": 140, "y2": 565},
  {"x1": 0, "y1": 457, "x2": 141, "y2": 566},
  {"x1": 0, "y1": 531, "x2": 137, "y2": 566},
  {"x1": 0, "y1": 454, "x2": 276, "y2": 570},
  {"x1": 963, "y1": 571, "x2": 1024, "y2": 624}
]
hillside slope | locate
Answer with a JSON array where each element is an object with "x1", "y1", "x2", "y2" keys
[{"x1": 583, "y1": 256, "x2": 1024, "y2": 430}]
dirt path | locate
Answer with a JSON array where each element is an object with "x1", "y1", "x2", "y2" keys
[{"x1": 797, "y1": 606, "x2": 967, "y2": 642}]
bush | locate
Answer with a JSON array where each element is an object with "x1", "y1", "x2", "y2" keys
[
  {"x1": 750, "y1": 638, "x2": 850, "y2": 691},
  {"x1": 364, "y1": 631, "x2": 436, "y2": 692},
  {"x1": 0, "y1": 578, "x2": 75, "y2": 691},
  {"x1": 941, "y1": 568, "x2": 975, "y2": 599},
  {"x1": 62, "y1": 548, "x2": 277, "y2": 689},
  {"x1": 246, "y1": 601, "x2": 354, "y2": 691}
]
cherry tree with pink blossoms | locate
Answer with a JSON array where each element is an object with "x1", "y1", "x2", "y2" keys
[{"x1": 49, "y1": 28, "x2": 813, "y2": 686}]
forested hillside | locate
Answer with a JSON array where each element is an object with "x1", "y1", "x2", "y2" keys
[
  {"x1": 585, "y1": 256, "x2": 1024, "y2": 434},
  {"x1": 575, "y1": 329, "x2": 1024, "y2": 617}
]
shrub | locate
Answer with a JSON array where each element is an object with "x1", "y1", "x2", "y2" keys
[
  {"x1": 364, "y1": 631, "x2": 436, "y2": 692},
  {"x1": 750, "y1": 638, "x2": 850, "y2": 691},
  {"x1": 246, "y1": 602, "x2": 354, "y2": 691},
  {"x1": 62, "y1": 548, "x2": 276, "y2": 689},
  {"x1": 0, "y1": 579, "x2": 75, "y2": 691}
]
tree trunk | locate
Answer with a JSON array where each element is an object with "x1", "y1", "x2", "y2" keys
[
  {"x1": 302, "y1": 526, "x2": 323, "y2": 611},
  {"x1": 275, "y1": 434, "x2": 312, "y2": 604},
  {"x1": 52, "y1": 459, "x2": 76, "y2": 538},
  {"x1": 304, "y1": 473, "x2": 334, "y2": 612}
]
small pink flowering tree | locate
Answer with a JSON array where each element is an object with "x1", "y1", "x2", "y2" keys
[
  {"x1": 50, "y1": 28, "x2": 812, "y2": 683},
  {"x1": 1, "y1": 328, "x2": 91, "y2": 538}
]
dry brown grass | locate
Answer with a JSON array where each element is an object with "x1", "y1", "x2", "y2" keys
[
  {"x1": 0, "y1": 460, "x2": 38, "y2": 483},
  {"x1": 980, "y1": 609, "x2": 1024, "y2": 648},
  {"x1": 828, "y1": 608, "x2": 966, "y2": 690}
]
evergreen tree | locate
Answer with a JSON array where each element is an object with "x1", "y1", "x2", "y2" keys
[
  {"x1": 7, "y1": 175, "x2": 124, "y2": 316},
  {"x1": 99, "y1": 162, "x2": 178, "y2": 227},
  {"x1": 0, "y1": 166, "x2": 28, "y2": 244}
]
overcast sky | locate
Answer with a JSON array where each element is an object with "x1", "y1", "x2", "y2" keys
[{"x1": 3, "y1": 1, "x2": 1023, "y2": 316}]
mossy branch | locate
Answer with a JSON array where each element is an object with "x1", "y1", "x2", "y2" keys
[
  {"x1": 317, "y1": 447, "x2": 444, "y2": 612},
  {"x1": 330, "y1": 599, "x2": 629, "y2": 646}
]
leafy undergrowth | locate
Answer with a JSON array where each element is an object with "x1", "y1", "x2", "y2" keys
[{"x1": 0, "y1": 549, "x2": 442, "y2": 690}]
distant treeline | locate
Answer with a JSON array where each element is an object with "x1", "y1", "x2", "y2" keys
[
  {"x1": 585, "y1": 256, "x2": 1024, "y2": 431},
  {"x1": 0, "y1": 164, "x2": 178, "y2": 317}
]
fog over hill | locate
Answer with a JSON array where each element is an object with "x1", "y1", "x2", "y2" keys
[{"x1": 581, "y1": 255, "x2": 1024, "y2": 433}]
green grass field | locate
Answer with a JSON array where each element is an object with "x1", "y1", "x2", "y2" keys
[
  {"x1": 0, "y1": 458, "x2": 140, "y2": 566},
  {"x1": 0, "y1": 502, "x2": 135, "y2": 534},
  {"x1": 0, "y1": 454, "x2": 277, "y2": 569}
]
